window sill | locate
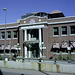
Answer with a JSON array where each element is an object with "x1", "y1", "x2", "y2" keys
[
  {"x1": 13, "y1": 38, "x2": 18, "y2": 39},
  {"x1": 61, "y1": 35, "x2": 68, "y2": 36},
  {"x1": 54, "y1": 52, "x2": 75, "y2": 54},
  {"x1": 53, "y1": 53, "x2": 68, "y2": 54},
  {"x1": 62, "y1": 53, "x2": 68, "y2": 54},
  {"x1": 53, "y1": 35, "x2": 59, "y2": 37},
  {"x1": 71, "y1": 52, "x2": 75, "y2": 54},
  {"x1": 53, "y1": 53, "x2": 59, "y2": 54},
  {"x1": 0, "y1": 39, "x2": 5, "y2": 40},
  {"x1": 70, "y1": 34, "x2": 75, "y2": 36},
  {"x1": 7, "y1": 38, "x2": 11, "y2": 40}
]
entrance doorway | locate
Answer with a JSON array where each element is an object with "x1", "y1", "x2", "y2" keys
[{"x1": 30, "y1": 43, "x2": 39, "y2": 58}]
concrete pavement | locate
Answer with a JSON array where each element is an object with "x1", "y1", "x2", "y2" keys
[{"x1": 0, "y1": 68, "x2": 74, "y2": 75}]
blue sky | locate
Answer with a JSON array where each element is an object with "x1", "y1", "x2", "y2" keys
[{"x1": 0, "y1": 0, "x2": 75, "y2": 24}]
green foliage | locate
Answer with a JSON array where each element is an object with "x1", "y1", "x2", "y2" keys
[
  {"x1": 58, "y1": 54, "x2": 63, "y2": 60},
  {"x1": 0, "y1": 58, "x2": 3, "y2": 60},
  {"x1": 66, "y1": 54, "x2": 72, "y2": 60}
]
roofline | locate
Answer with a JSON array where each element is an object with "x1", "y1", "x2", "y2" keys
[
  {"x1": 47, "y1": 16, "x2": 75, "y2": 20},
  {"x1": 20, "y1": 16, "x2": 47, "y2": 21},
  {"x1": 22, "y1": 12, "x2": 47, "y2": 16},
  {"x1": 48, "y1": 20, "x2": 75, "y2": 25},
  {"x1": 0, "y1": 26, "x2": 18, "y2": 30},
  {"x1": 20, "y1": 16, "x2": 75, "y2": 21},
  {"x1": 0, "y1": 16, "x2": 75, "y2": 29},
  {"x1": 0, "y1": 19, "x2": 75, "y2": 29},
  {"x1": 0, "y1": 22, "x2": 18, "y2": 26}
]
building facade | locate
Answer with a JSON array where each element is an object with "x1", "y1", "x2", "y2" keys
[{"x1": 0, "y1": 10, "x2": 75, "y2": 59}]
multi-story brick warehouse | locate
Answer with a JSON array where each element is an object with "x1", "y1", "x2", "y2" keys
[{"x1": 0, "y1": 10, "x2": 75, "y2": 59}]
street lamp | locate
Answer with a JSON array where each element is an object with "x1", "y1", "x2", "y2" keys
[{"x1": 3, "y1": 8, "x2": 7, "y2": 60}]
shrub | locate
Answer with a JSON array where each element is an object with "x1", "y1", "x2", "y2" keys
[
  {"x1": 58, "y1": 54, "x2": 63, "y2": 60},
  {"x1": 66, "y1": 54, "x2": 71, "y2": 60}
]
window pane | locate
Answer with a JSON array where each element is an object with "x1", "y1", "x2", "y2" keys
[
  {"x1": 1, "y1": 32, "x2": 5, "y2": 39},
  {"x1": 13, "y1": 31, "x2": 17, "y2": 38},
  {"x1": 8, "y1": 32, "x2": 11, "y2": 35},
  {"x1": 14, "y1": 32, "x2": 17, "y2": 35},
  {"x1": 53, "y1": 27, "x2": 59, "y2": 35},
  {"x1": 7, "y1": 31, "x2": 11, "y2": 38},
  {"x1": 62, "y1": 28, "x2": 66, "y2": 31},
  {"x1": 1, "y1": 32, "x2": 4, "y2": 35},
  {"x1": 54, "y1": 29, "x2": 57, "y2": 32},
  {"x1": 62, "y1": 27, "x2": 67, "y2": 35},
  {"x1": 70, "y1": 26, "x2": 75, "y2": 34}
]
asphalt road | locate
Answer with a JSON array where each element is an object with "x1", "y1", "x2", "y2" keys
[{"x1": 0, "y1": 68, "x2": 74, "y2": 75}]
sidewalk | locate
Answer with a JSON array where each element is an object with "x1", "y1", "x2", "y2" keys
[{"x1": 0, "y1": 68, "x2": 74, "y2": 75}]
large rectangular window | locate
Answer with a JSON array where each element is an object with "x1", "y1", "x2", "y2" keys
[
  {"x1": 13, "y1": 31, "x2": 17, "y2": 38},
  {"x1": 53, "y1": 27, "x2": 59, "y2": 35},
  {"x1": 7, "y1": 31, "x2": 11, "y2": 38},
  {"x1": 70, "y1": 26, "x2": 75, "y2": 35},
  {"x1": 1, "y1": 32, "x2": 5, "y2": 39},
  {"x1": 61, "y1": 27, "x2": 67, "y2": 35}
]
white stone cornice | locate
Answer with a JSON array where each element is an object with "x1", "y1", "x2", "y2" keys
[
  {"x1": 21, "y1": 25, "x2": 47, "y2": 30},
  {"x1": 0, "y1": 26, "x2": 18, "y2": 29},
  {"x1": 0, "y1": 20, "x2": 75, "y2": 30},
  {"x1": 0, "y1": 22, "x2": 17, "y2": 26},
  {"x1": 48, "y1": 20, "x2": 75, "y2": 25},
  {"x1": 18, "y1": 22, "x2": 47, "y2": 27}
]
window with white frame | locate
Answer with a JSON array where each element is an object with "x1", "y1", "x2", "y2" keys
[
  {"x1": 70, "y1": 26, "x2": 75, "y2": 35},
  {"x1": 1, "y1": 32, "x2": 5, "y2": 39},
  {"x1": 13, "y1": 31, "x2": 17, "y2": 38},
  {"x1": 7, "y1": 31, "x2": 11, "y2": 38},
  {"x1": 53, "y1": 27, "x2": 59, "y2": 35},
  {"x1": 61, "y1": 26, "x2": 67, "y2": 35}
]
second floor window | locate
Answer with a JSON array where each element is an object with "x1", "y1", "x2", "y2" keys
[
  {"x1": 1, "y1": 32, "x2": 5, "y2": 39},
  {"x1": 53, "y1": 27, "x2": 59, "y2": 35},
  {"x1": 61, "y1": 27, "x2": 67, "y2": 35},
  {"x1": 70, "y1": 26, "x2": 75, "y2": 35},
  {"x1": 7, "y1": 31, "x2": 11, "y2": 38},
  {"x1": 13, "y1": 31, "x2": 17, "y2": 38}
]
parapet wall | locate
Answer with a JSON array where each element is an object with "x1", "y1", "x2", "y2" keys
[{"x1": 0, "y1": 61, "x2": 75, "y2": 73}]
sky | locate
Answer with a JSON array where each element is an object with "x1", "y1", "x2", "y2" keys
[{"x1": 0, "y1": 0, "x2": 75, "y2": 24}]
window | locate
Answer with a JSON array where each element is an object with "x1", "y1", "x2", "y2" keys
[
  {"x1": 53, "y1": 27, "x2": 59, "y2": 35},
  {"x1": 70, "y1": 26, "x2": 75, "y2": 35},
  {"x1": 7, "y1": 31, "x2": 11, "y2": 38},
  {"x1": 61, "y1": 27, "x2": 67, "y2": 35},
  {"x1": 1, "y1": 32, "x2": 5, "y2": 39},
  {"x1": 13, "y1": 31, "x2": 17, "y2": 38},
  {"x1": 29, "y1": 19, "x2": 35, "y2": 23}
]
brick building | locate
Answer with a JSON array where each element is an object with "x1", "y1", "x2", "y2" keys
[{"x1": 0, "y1": 10, "x2": 75, "y2": 59}]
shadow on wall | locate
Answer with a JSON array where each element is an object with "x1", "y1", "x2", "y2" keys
[
  {"x1": 0, "y1": 70, "x2": 3, "y2": 75},
  {"x1": 49, "y1": 54, "x2": 56, "y2": 60}
]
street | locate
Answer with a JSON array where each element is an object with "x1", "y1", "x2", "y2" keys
[{"x1": 0, "y1": 68, "x2": 74, "y2": 75}]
